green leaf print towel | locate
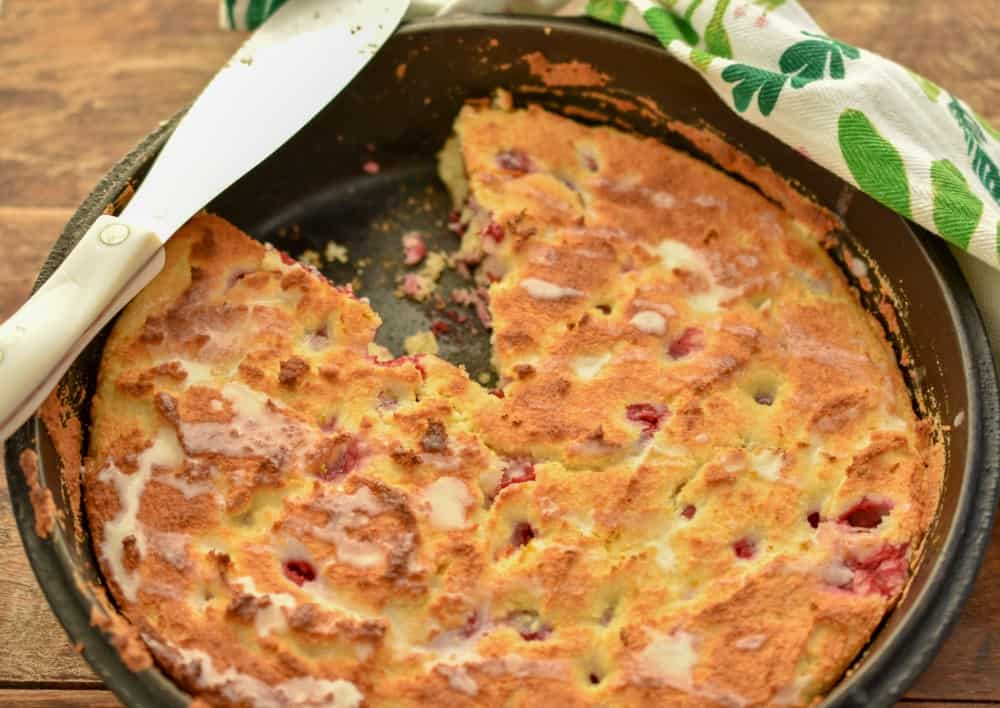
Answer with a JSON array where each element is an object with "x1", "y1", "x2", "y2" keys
[{"x1": 221, "y1": 0, "x2": 1000, "y2": 352}]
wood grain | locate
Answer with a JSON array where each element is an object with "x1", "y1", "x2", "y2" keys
[
  {"x1": 813, "y1": 0, "x2": 1000, "y2": 126},
  {"x1": 0, "y1": 455, "x2": 99, "y2": 685},
  {"x1": 0, "y1": 690, "x2": 120, "y2": 707},
  {"x1": 0, "y1": 0, "x2": 241, "y2": 209},
  {"x1": 0, "y1": 0, "x2": 996, "y2": 705},
  {"x1": 0, "y1": 208, "x2": 73, "y2": 320}
]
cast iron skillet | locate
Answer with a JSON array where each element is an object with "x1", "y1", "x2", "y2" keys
[{"x1": 4, "y1": 16, "x2": 999, "y2": 708}]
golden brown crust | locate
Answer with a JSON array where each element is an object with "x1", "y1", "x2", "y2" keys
[{"x1": 83, "y1": 102, "x2": 940, "y2": 708}]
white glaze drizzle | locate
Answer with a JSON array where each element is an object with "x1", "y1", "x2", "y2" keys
[
  {"x1": 572, "y1": 353, "x2": 612, "y2": 381},
  {"x1": 422, "y1": 477, "x2": 473, "y2": 530},
  {"x1": 143, "y1": 635, "x2": 363, "y2": 708},
  {"x1": 98, "y1": 427, "x2": 185, "y2": 601},
  {"x1": 733, "y1": 634, "x2": 767, "y2": 651},
  {"x1": 520, "y1": 277, "x2": 583, "y2": 300},
  {"x1": 635, "y1": 630, "x2": 698, "y2": 691},
  {"x1": 176, "y1": 382, "x2": 317, "y2": 468},
  {"x1": 630, "y1": 310, "x2": 667, "y2": 335},
  {"x1": 308, "y1": 486, "x2": 386, "y2": 568}
]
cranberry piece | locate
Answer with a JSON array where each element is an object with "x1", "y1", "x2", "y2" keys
[
  {"x1": 283, "y1": 559, "x2": 316, "y2": 586},
  {"x1": 733, "y1": 537, "x2": 757, "y2": 559},
  {"x1": 589, "y1": 672, "x2": 602, "y2": 685},
  {"x1": 507, "y1": 610, "x2": 551, "y2": 641},
  {"x1": 370, "y1": 354, "x2": 427, "y2": 379},
  {"x1": 841, "y1": 543, "x2": 909, "y2": 596},
  {"x1": 489, "y1": 388, "x2": 506, "y2": 399},
  {"x1": 668, "y1": 327, "x2": 704, "y2": 359},
  {"x1": 496, "y1": 149, "x2": 535, "y2": 175},
  {"x1": 278, "y1": 250, "x2": 297, "y2": 266},
  {"x1": 518, "y1": 627, "x2": 550, "y2": 641},
  {"x1": 838, "y1": 497, "x2": 893, "y2": 529},
  {"x1": 402, "y1": 231, "x2": 427, "y2": 266},
  {"x1": 323, "y1": 439, "x2": 361, "y2": 481},
  {"x1": 626, "y1": 403, "x2": 668, "y2": 435},
  {"x1": 497, "y1": 460, "x2": 536, "y2": 494},
  {"x1": 448, "y1": 214, "x2": 468, "y2": 236},
  {"x1": 376, "y1": 391, "x2": 398, "y2": 411},
  {"x1": 681, "y1": 504, "x2": 696, "y2": 519},
  {"x1": 510, "y1": 522, "x2": 536, "y2": 549},
  {"x1": 482, "y1": 220, "x2": 505, "y2": 243},
  {"x1": 460, "y1": 610, "x2": 483, "y2": 638},
  {"x1": 431, "y1": 320, "x2": 450, "y2": 336},
  {"x1": 807, "y1": 511, "x2": 821, "y2": 529}
]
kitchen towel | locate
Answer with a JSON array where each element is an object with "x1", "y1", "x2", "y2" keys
[{"x1": 220, "y1": 0, "x2": 1000, "y2": 354}]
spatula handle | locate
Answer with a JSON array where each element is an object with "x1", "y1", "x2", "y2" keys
[{"x1": 0, "y1": 215, "x2": 164, "y2": 441}]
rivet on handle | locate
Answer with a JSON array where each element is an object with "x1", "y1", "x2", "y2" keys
[{"x1": 99, "y1": 223, "x2": 130, "y2": 246}]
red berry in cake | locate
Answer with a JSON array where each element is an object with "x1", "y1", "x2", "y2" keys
[
  {"x1": 323, "y1": 439, "x2": 361, "y2": 482},
  {"x1": 496, "y1": 149, "x2": 535, "y2": 175},
  {"x1": 733, "y1": 537, "x2": 757, "y2": 559},
  {"x1": 506, "y1": 610, "x2": 552, "y2": 641},
  {"x1": 808, "y1": 511, "x2": 821, "y2": 528},
  {"x1": 669, "y1": 327, "x2": 704, "y2": 359},
  {"x1": 838, "y1": 497, "x2": 892, "y2": 529},
  {"x1": 371, "y1": 354, "x2": 427, "y2": 379},
  {"x1": 457, "y1": 609, "x2": 485, "y2": 638},
  {"x1": 376, "y1": 391, "x2": 398, "y2": 411},
  {"x1": 482, "y1": 220, "x2": 505, "y2": 243},
  {"x1": 842, "y1": 543, "x2": 909, "y2": 596},
  {"x1": 497, "y1": 459, "x2": 535, "y2": 494},
  {"x1": 626, "y1": 403, "x2": 668, "y2": 435},
  {"x1": 283, "y1": 559, "x2": 316, "y2": 586},
  {"x1": 510, "y1": 522, "x2": 536, "y2": 549},
  {"x1": 681, "y1": 504, "x2": 697, "y2": 519}
]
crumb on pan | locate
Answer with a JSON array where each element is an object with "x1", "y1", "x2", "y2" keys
[
  {"x1": 404, "y1": 330, "x2": 439, "y2": 356},
  {"x1": 395, "y1": 250, "x2": 448, "y2": 302},
  {"x1": 297, "y1": 249, "x2": 322, "y2": 268},
  {"x1": 324, "y1": 241, "x2": 349, "y2": 264},
  {"x1": 19, "y1": 449, "x2": 56, "y2": 538}
]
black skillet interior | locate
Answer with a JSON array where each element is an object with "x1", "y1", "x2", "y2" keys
[{"x1": 4, "y1": 15, "x2": 998, "y2": 708}]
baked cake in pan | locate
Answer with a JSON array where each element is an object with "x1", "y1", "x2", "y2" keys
[{"x1": 84, "y1": 98, "x2": 941, "y2": 707}]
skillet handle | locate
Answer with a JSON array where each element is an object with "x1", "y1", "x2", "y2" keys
[{"x1": 0, "y1": 215, "x2": 164, "y2": 442}]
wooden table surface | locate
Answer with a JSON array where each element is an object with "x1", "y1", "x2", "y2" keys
[{"x1": 1, "y1": 1, "x2": 997, "y2": 706}]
